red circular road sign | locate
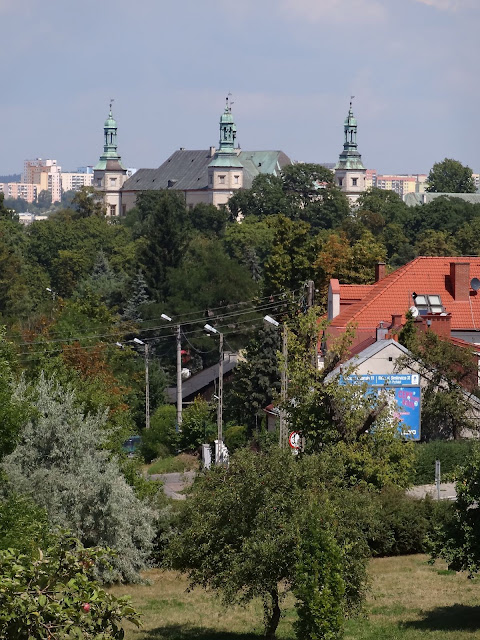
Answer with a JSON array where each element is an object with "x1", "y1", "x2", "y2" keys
[{"x1": 288, "y1": 431, "x2": 301, "y2": 450}]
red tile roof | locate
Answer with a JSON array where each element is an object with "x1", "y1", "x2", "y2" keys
[
  {"x1": 339, "y1": 284, "x2": 374, "y2": 302},
  {"x1": 330, "y1": 257, "x2": 480, "y2": 331}
]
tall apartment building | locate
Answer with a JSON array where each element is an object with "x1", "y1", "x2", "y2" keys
[
  {"x1": 23, "y1": 158, "x2": 62, "y2": 203},
  {"x1": 61, "y1": 171, "x2": 94, "y2": 192},
  {"x1": 0, "y1": 182, "x2": 38, "y2": 203}
]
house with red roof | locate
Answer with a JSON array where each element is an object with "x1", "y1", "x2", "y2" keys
[{"x1": 326, "y1": 257, "x2": 480, "y2": 352}]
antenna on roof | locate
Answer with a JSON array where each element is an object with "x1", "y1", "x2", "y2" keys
[{"x1": 471, "y1": 277, "x2": 480, "y2": 291}]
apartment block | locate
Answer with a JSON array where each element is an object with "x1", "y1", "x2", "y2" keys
[
  {"x1": 0, "y1": 182, "x2": 38, "y2": 203},
  {"x1": 23, "y1": 158, "x2": 62, "y2": 203},
  {"x1": 61, "y1": 172, "x2": 94, "y2": 192},
  {"x1": 374, "y1": 173, "x2": 427, "y2": 198}
]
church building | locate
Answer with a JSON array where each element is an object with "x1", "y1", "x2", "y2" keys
[
  {"x1": 93, "y1": 104, "x2": 128, "y2": 216},
  {"x1": 120, "y1": 97, "x2": 291, "y2": 212},
  {"x1": 334, "y1": 99, "x2": 366, "y2": 203}
]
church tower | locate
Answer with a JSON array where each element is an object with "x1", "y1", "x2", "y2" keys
[
  {"x1": 207, "y1": 96, "x2": 244, "y2": 207},
  {"x1": 94, "y1": 102, "x2": 128, "y2": 216},
  {"x1": 334, "y1": 98, "x2": 366, "y2": 204}
]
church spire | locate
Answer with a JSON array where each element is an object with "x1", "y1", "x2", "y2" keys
[
  {"x1": 209, "y1": 95, "x2": 243, "y2": 168},
  {"x1": 95, "y1": 101, "x2": 125, "y2": 170},
  {"x1": 335, "y1": 97, "x2": 365, "y2": 171}
]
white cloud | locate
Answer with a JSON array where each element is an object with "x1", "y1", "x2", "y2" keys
[
  {"x1": 279, "y1": 0, "x2": 387, "y2": 24},
  {"x1": 414, "y1": 0, "x2": 476, "y2": 10}
]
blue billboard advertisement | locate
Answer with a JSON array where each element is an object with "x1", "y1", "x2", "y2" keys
[{"x1": 339, "y1": 373, "x2": 421, "y2": 440}]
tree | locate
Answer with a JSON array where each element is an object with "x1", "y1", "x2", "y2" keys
[
  {"x1": 123, "y1": 270, "x2": 150, "y2": 323},
  {"x1": 430, "y1": 446, "x2": 480, "y2": 575},
  {"x1": 36, "y1": 189, "x2": 52, "y2": 210},
  {"x1": 0, "y1": 533, "x2": 140, "y2": 638},
  {"x1": 135, "y1": 190, "x2": 191, "y2": 300},
  {"x1": 71, "y1": 186, "x2": 106, "y2": 217},
  {"x1": 3, "y1": 375, "x2": 156, "y2": 582},
  {"x1": 426, "y1": 158, "x2": 476, "y2": 193},
  {"x1": 397, "y1": 329, "x2": 479, "y2": 441},
  {"x1": 190, "y1": 202, "x2": 229, "y2": 235},
  {"x1": 168, "y1": 448, "x2": 369, "y2": 640},
  {"x1": 414, "y1": 229, "x2": 457, "y2": 257},
  {"x1": 228, "y1": 173, "x2": 287, "y2": 220},
  {"x1": 225, "y1": 323, "x2": 281, "y2": 433}
]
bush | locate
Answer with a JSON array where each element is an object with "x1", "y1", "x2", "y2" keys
[
  {"x1": 0, "y1": 532, "x2": 140, "y2": 639},
  {"x1": 0, "y1": 492, "x2": 53, "y2": 555},
  {"x1": 3, "y1": 375, "x2": 156, "y2": 583},
  {"x1": 413, "y1": 440, "x2": 475, "y2": 484},
  {"x1": 365, "y1": 487, "x2": 454, "y2": 557},
  {"x1": 180, "y1": 397, "x2": 216, "y2": 452},
  {"x1": 224, "y1": 425, "x2": 247, "y2": 452},
  {"x1": 140, "y1": 404, "x2": 179, "y2": 462}
]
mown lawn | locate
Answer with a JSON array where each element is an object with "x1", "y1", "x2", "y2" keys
[{"x1": 110, "y1": 554, "x2": 480, "y2": 640}]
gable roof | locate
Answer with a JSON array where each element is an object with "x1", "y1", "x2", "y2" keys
[
  {"x1": 121, "y1": 149, "x2": 292, "y2": 193},
  {"x1": 330, "y1": 257, "x2": 480, "y2": 331}
]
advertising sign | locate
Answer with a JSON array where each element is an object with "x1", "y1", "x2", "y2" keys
[{"x1": 339, "y1": 373, "x2": 421, "y2": 440}]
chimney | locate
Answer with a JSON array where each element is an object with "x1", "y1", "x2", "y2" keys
[
  {"x1": 376, "y1": 321, "x2": 388, "y2": 341},
  {"x1": 450, "y1": 262, "x2": 470, "y2": 301},
  {"x1": 391, "y1": 314, "x2": 403, "y2": 328},
  {"x1": 375, "y1": 262, "x2": 386, "y2": 282},
  {"x1": 328, "y1": 279, "x2": 341, "y2": 320},
  {"x1": 209, "y1": 146, "x2": 216, "y2": 157},
  {"x1": 422, "y1": 313, "x2": 452, "y2": 339}
]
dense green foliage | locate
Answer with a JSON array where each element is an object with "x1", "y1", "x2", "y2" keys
[
  {"x1": 168, "y1": 448, "x2": 370, "y2": 640},
  {"x1": 0, "y1": 533, "x2": 140, "y2": 639},
  {"x1": 426, "y1": 158, "x2": 476, "y2": 193},
  {"x1": 430, "y1": 446, "x2": 480, "y2": 575},
  {"x1": 413, "y1": 440, "x2": 476, "y2": 484}
]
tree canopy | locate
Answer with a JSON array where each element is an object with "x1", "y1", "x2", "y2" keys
[{"x1": 426, "y1": 158, "x2": 476, "y2": 193}]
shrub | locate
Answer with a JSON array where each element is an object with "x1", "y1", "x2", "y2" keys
[
  {"x1": 224, "y1": 424, "x2": 248, "y2": 452},
  {"x1": 0, "y1": 492, "x2": 52, "y2": 555},
  {"x1": 140, "y1": 404, "x2": 178, "y2": 462},
  {"x1": 180, "y1": 397, "x2": 216, "y2": 452},
  {"x1": 0, "y1": 533, "x2": 140, "y2": 639},
  {"x1": 3, "y1": 375, "x2": 156, "y2": 583},
  {"x1": 413, "y1": 440, "x2": 475, "y2": 484}
]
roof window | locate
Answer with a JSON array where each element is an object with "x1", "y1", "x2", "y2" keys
[{"x1": 412, "y1": 293, "x2": 444, "y2": 315}]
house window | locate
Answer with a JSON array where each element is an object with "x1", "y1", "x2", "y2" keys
[
  {"x1": 110, "y1": 177, "x2": 117, "y2": 186},
  {"x1": 209, "y1": 174, "x2": 213, "y2": 185},
  {"x1": 338, "y1": 178, "x2": 343, "y2": 187},
  {"x1": 122, "y1": 204, "x2": 127, "y2": 216},
  {"x1": 109, "y1": 204, "x2": 116, "y2": 216},
  {"x1": 234, "y1": 175, "x2": 239, "y2": 184},
  {"x1": 352, "y1": 178, "x2": 358, "y2": 186},
  {"x1": 413, "y1": 293, "x2": 444, "y2": 315},
  {"x1": 219, "y1": 175, "x2": 226, "y2": 184}
]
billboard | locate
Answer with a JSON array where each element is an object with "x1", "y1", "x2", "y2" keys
[{"x1": 339, "y1": 373, "x2": 421, "y2": 440}]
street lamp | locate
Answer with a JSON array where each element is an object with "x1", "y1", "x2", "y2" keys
[
  {"x1": 264, "y1": 315, "x2": 288, "y2": 448},
  {"x1": 133, "y1": 338, "x2": 150, "y2": 430},
  {"x1": 160, "y1": 314, "x2": 182, "y2": 429},
  {"x1": 204, "y1": 323, "x2": 224, "y2": 464}
]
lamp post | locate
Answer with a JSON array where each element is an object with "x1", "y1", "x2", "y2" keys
[
  {"x1": 160, "y1": 314, "x2": 183, "y2": 429},
  {"x1": 133, "y1": 338, "x2": 150, "y2": 430},
  {"x1": 204, "y1": 323, "x2": 224, "y2": 464},
  {"x1": 264, "y1": 315, "x2": 288, "y2": 448}
]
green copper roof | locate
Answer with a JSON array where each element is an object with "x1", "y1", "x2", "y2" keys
[
  {"x1": 335, "y1": 99, "x2": 365, "y2": 171},
  {"x1": 208, "y1": 96, "x2": 241, "y2": 168},
  {"x1": 95, "y1": 105, "x2": 125, "y2": 171}
]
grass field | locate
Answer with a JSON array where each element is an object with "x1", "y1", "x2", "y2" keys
[{"x1": 110, "y1": 554, "x2": 480, "y2": 640}]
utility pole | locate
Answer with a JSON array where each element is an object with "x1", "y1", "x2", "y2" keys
[
  {"x1": 144, "y1": 343, "x2": 150, "y2": 430},
  {"x1": 307, "y1": 280, "x2": 315, "y2": 309},
  {"x1": 279, "y1": 324, "x2": 288, "y2": 448},
  {"x1": 218, "y1": 332, "x2": 224, "y2": 463},
  {"x1": 176, "y1": 324, "x2": 183, "y2": 428}
]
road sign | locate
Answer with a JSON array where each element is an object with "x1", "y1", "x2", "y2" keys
[{"x1": 288, "y1": 431, "x2": 301, "y2": 450}]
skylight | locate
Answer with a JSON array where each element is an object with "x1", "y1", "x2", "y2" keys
[{"x1": 413, "y1": 293, "x2": 444, "y2": 315}]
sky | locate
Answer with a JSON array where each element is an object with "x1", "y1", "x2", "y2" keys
[{"x1": 0, "y1": 0, "x2": 478, "y2": 176}]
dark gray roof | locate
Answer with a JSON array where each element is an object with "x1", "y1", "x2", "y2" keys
[
  {"x1": 166, "y1": 353, "x2": 239, "y2": 403},
  {"x1": 121, "y1": 149, "x2": 292, "y2": 193}
]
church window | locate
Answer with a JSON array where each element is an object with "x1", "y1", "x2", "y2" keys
[
  {"x1": 234, "y1": 175, "x2": 239, "y2": 184},
  {"x1": 110, "y1": 177, "x2": 117, "y2": 186},
  {"x1": 338, "y1": 178, "x2": 343, "y2": 187},
  {"x1": 352, "y1": 178, "x2": 358, "y2": 186},
  {"x1": 219, "y1": 175, "x2": 225, "y2": 184}
]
